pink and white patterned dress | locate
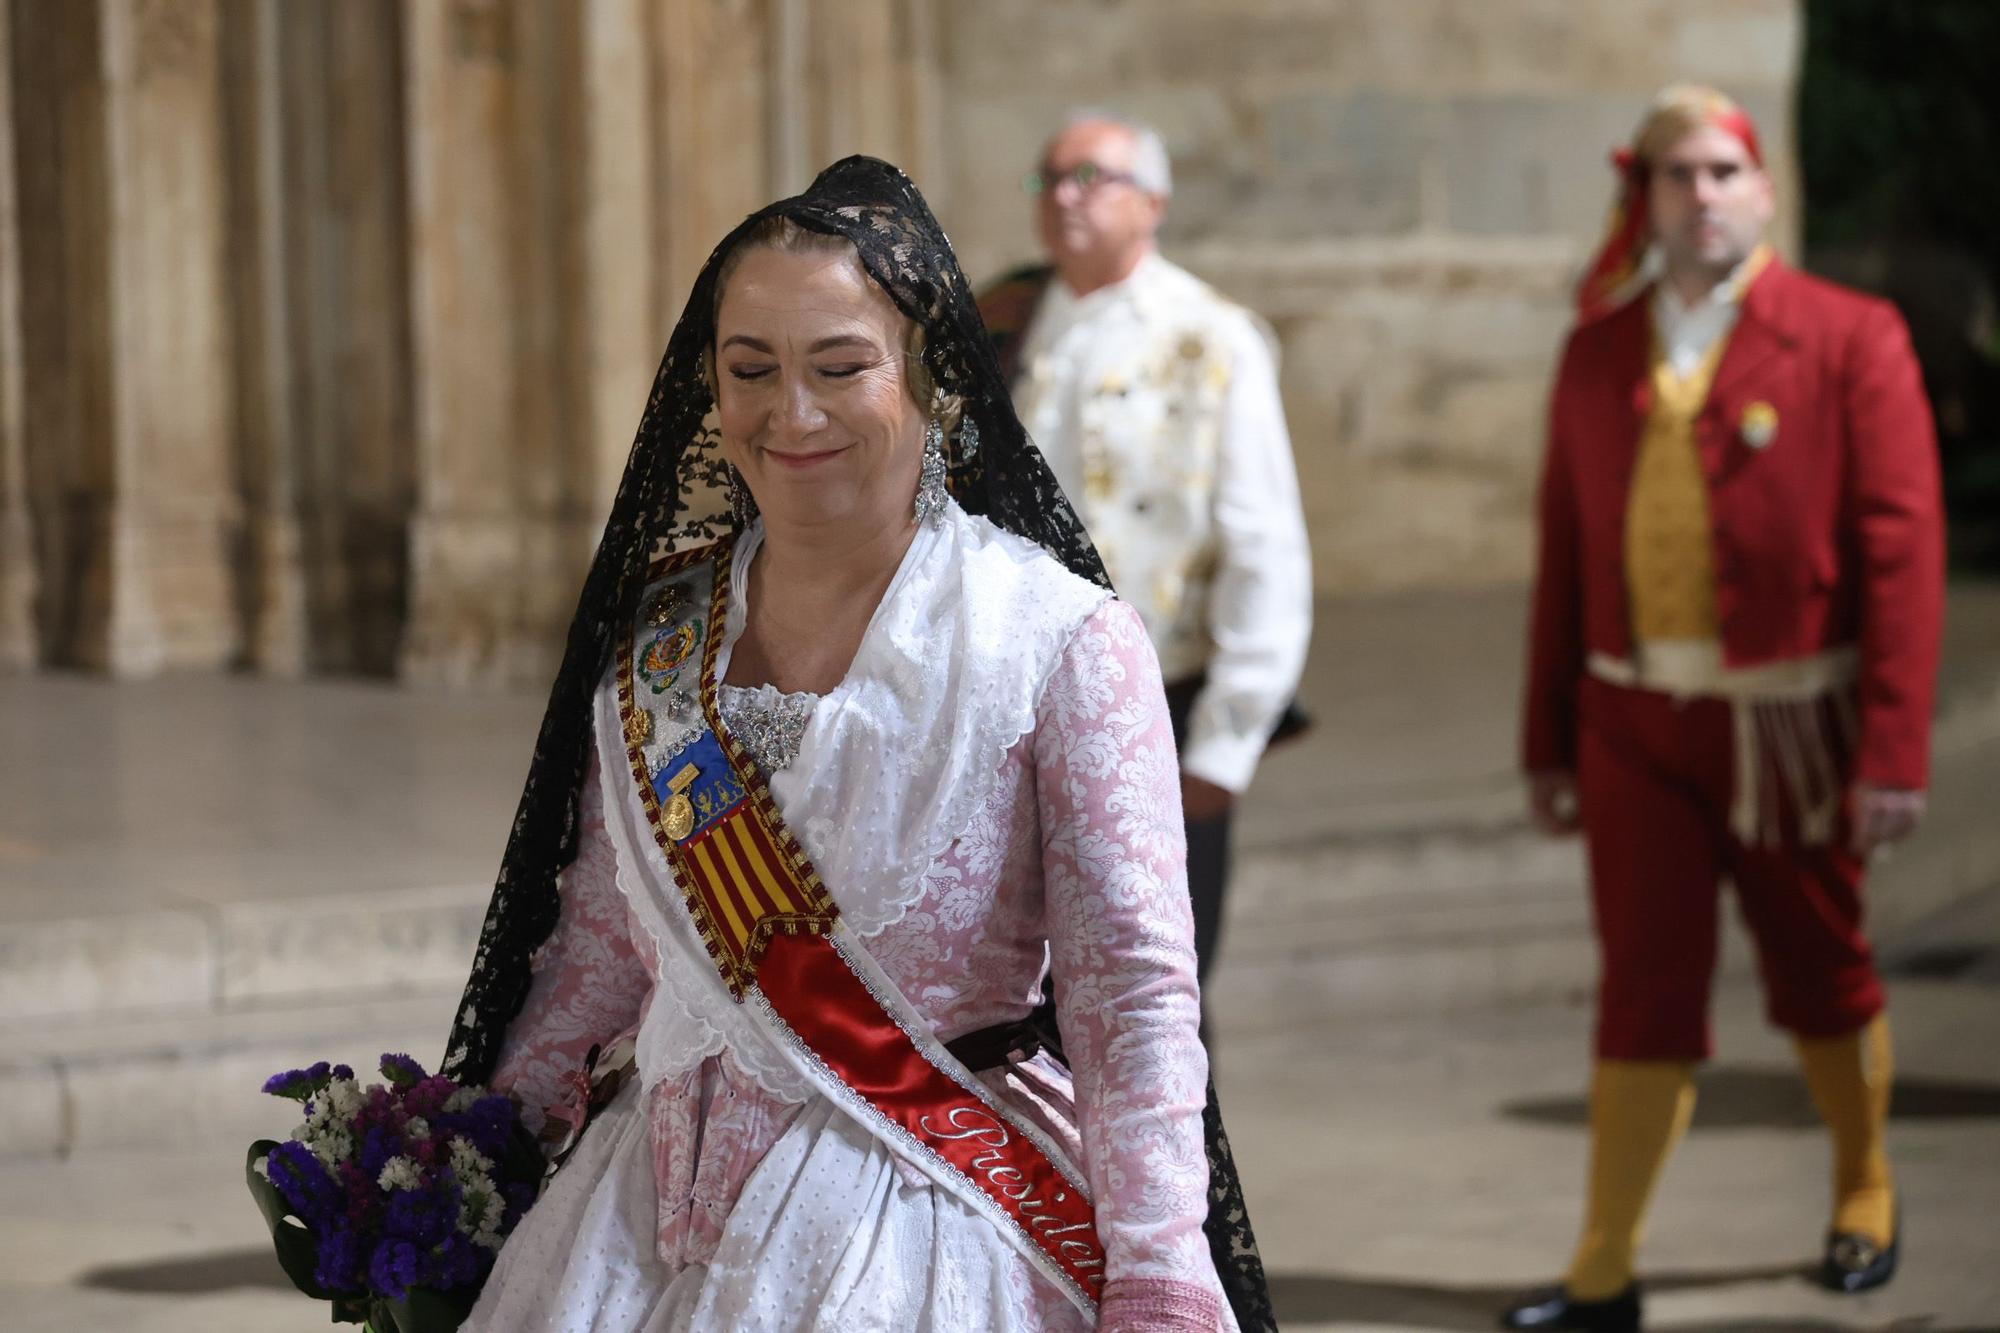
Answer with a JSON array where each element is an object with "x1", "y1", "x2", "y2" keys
[{"x1": 466, "y1": 509, "x2": 1227, "y2": 1332}]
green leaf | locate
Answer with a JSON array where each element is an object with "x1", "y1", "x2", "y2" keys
[
  {"x1": 500, "y1": 1122, "x2": 547, "y2": 1188},
  {"x1": 383, "y1": 1285, "x2": 478, "y2": 1333},
  {"x1": 244, "y1": 1139, "x2": 346, "y2": 1303}
]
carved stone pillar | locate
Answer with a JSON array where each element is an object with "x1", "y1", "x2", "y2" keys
[
  {"x1": 92, "y1": 0, "x2": 239, "y2": 673},
  {"x1": 285, "y1": 0, "x2": 415, "y2": 676},
  {"x1": 400, "y1": 0, "x2": 526, "y2": 686},
  {"x1": 402, "y1": 0, "x2": 593, "y2": 687},
  {"x1": 0, "y1": 0, "x2": 35, "y2": 669},
  {"x1": 656, "y1": 0, "x2": 775, "y2": 308},
  {"x1": 13, "y1": 0, "x2": 239, "y2": 675},
  {"x1": 219, "y1": 0, "x2": 307, "y2": 676},
  {"x1": 577, "y1": 0, "x2": 660, "y2": 507}
]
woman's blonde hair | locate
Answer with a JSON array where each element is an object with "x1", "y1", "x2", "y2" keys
[{"x1": 708, "y1": 216, "x2": 960, "y2": 427}]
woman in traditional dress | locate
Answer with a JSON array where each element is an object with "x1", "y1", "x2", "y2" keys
[{"x1": 446, "y1": 157, "x2": 1273, "y2": 1332}]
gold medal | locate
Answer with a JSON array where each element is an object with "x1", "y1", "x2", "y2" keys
[
  {"x1": 664, "y1": 762, "x2": 699, "y2": 841},
  {"x1": 624, "y1": 707, "x2": 654, "y2": 747},
  {"x1": 663, "y1": 794, "x2": 694, "y2": 841}
]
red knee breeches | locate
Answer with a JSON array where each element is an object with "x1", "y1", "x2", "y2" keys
[{"x1": 1576, "y1": 675, "x2": 1884, "y2": 1061}]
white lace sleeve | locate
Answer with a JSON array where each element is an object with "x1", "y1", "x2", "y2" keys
[
  {"x1": 489, "y1": 751, "x2": 654, "y2": 1132},
  {"x1": 1035, "y1": 600, "x2": 1224, "y2": 1328}
]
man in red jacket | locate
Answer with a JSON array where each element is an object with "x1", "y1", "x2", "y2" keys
[{"x1": 1504, "y1": 86, "x2": 1944, "y2": 1333}]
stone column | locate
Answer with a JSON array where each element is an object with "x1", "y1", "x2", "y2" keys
[
  {"x1": 806, "y1": 0, "x2": 899, "y2": 170},
  {"x1": 656, "y1": 0, "x2": 774, "y2": 306},
  {"x1": 400, "y1": 0, "x2": 529, "y2": 686},
  {"x1": 279, "y1": 0, "x2": 417, "y2": 676},
  {"x1": 93, "y1": 0, "x2": 240, "y2": 673},
  {"x1": 767, "y1": 0, "x2": 810, "y2": 196},
  {"x1": 577, "y1": 0, "x2": 660, "y2": 507},
  {"x1": 218, "y1": 0, "x2": 307, "y2": 676},
  {"x1": 13, "y1": 0, "x2": 240, "y2": 674},
  {"x1": 0, "y1": 0, "x2": 36, "y2": 669},
  {"x1": 893, "y1": 0, "x2": 944, "y2": 201}
]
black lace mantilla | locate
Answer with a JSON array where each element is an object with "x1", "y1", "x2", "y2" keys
[{"x1": 440, "y1": 155, "x2": 1274, "y2": 1329}]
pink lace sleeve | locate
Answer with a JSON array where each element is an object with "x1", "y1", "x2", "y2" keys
[
  {"x1": 1035, "y1": 600, "x2": 1223, "y2": 1332},
  {"x1": 489, "y1": 751, "x2": 653, "y2": 1131}
]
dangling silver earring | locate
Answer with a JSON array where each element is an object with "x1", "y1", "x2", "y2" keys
[
  {"x1": 914, "y1": 417, "x2": 949, "y2": 528},
  {"x1": 727, "y1": 463, "x2": 759, "y2": 528}
]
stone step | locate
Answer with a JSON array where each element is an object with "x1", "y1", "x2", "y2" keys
[
  {"x1": 5, "y1": 679, "x2": 1998, "y2": 1157},
  {"x1": 9, "y1": 711, "x2": 2000, "y2": 1046},
  {"x1": 0, "y1": 991, "x2": 456, "y2": 1159},
  {"x1": 1212, "y1": 688, "x2": 2000, "y2": 1036},
  {"x1": 0, "y1": 815, "x2": 1571, "y2": 1032},
  {"x1": 0, "y1": 884, "x2": 488, "y2": 1029}
]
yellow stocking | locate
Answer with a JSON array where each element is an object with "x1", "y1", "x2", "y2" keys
[
  {"x1": 1564, "y1": 1060, "x2": 1698, "y2": 1300},
  {"x1": 1795, "y1": 1013, "x2": 1896, "y2": 1244}
]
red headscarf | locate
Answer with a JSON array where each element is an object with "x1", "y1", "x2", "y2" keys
[{"x1": 1575, "y1": 88, "x2": 1764, "y2": 321}]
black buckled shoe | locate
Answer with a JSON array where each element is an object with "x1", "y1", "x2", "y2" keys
[
  {"x1": 1500, "y1": 1283, "x2": 1642, "y2": 1332},
  {"x1": 1819, "y1": 1220, "x2": 1899, "y2": 1293}
]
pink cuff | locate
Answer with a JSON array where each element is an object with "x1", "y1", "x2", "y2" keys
[{"x1": 1097, "y1": 1277, "x2": 1223, "y2": 1332}]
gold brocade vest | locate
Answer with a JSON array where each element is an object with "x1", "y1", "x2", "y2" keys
[{"x1": 1624, "y1": 334, "x2": 1731, "y2": 643}]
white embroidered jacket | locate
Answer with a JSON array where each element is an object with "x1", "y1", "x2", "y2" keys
[{"x1": 1012, "y1": 253, "x2": 1313, "y2": 792}]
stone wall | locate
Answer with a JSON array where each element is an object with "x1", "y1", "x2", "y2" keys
[
  {"x1": 0, "y1": 0, "x2": 938, "y2": 683},
  {"x1": 937, "y1": 0, "x2": 1802, "y2": 593},
  {"x1": 0, "y1": 1, "x2": 1799, "y2": 679}
]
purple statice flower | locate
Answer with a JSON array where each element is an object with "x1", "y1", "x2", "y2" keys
[
  {"x1": 378, "y1": 1052, "x2": 428, "y2": 1090},
  {"x1": 356, "y1": 1124, "x2": 403, "y2": 1181},
  {"x1": 313, "y1": 1222, "x2": 365, "y2": 1294},
  {"x1": 432, "y1": 1232, "x2": 481, "y2": 1291},
  {"x1": 401, "y1": 1074, "x2": 457, "y2": 1120},
  {"x1": 447, "y1": 1095, "x2": 516, "y2": 1160},
  {"x1": 335, "y1": 1161, "x2": 375, "y2": 1226},
  {"x1": 501, "y1": 1179, "x2": 536, "y2": 1230},
  {"x1": 262, "y1": 1061, "x2": 334, "y2": 1101},
  {"x1": 382, "y1": 1181, "x2": 457, "y2": 1250},
  {"x1": 266, "y1": 1141, "x2": 344, "y2": 1228},
  {"x1": 368, "y1": 1238, "x2": 426, "y2": 1301},
  {"x1": 350, "y1": 1085, "x2": 400, "y2": 1142}
]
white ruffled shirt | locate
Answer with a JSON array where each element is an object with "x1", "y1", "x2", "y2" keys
[{"x1": 1012, "y1": 252, "x2": 1312, "y2": 793}]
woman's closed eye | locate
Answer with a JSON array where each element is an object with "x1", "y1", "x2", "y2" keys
[{"x1": 726, "y1": 362, "x2": 775, "y2": 382}]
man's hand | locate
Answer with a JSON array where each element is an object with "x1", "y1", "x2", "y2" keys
[
  {"x1": 1529, "y1": 769, "x2": 1582, "y2": 837},
  {"x1": 1852, "y1": 783, "x2": 1926, "y2": 857},
  {"x1": 1181, "y1": 773, "x2": 1236, "y2": 823}
]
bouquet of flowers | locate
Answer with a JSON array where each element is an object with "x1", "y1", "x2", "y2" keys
[{"x1": 245, "y1": 1053, "x2": 543, "y2": 1333}]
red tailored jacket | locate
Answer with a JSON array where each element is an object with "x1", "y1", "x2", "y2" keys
[{"x1": 1523, "y1": 259, "x2": 1945, "y2": 791}]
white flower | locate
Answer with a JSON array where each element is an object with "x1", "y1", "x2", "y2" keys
[
  {"x1": 448, "y1": 1137, "x2": 494, "y2": 1180},
  {"x1": 404, "y1": 1117, "x2": 430, "y2": 1141},
  {"x1": 323, "y1": 1077, "x2": 364, "y2": 1120},
  {"x1": 443, "y1": 1087, "x2": 479, "y2": 1114},
  {"x1": 455, "y1": 1171, "x2": 509, "y2": 1251},
  {"x1": 307, "y1": 1128, "x2": 354, "y2": 1167},
  {"x1": 252, "y1": 1155, "x2": 272, "y2": 1182},
  {"x1": 377, "y1": 1155, "x2": 424, "y2": 1192}
]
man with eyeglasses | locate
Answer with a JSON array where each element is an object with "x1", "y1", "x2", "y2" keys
[{"x1": 977, "y1": 112, "x2": 1313, "y2": 1027}]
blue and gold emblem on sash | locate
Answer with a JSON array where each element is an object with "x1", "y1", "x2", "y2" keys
[{"x1": 652, "y1": 730, "x2": 746, "y2": 844}]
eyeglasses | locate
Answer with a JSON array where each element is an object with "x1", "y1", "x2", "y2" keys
[{"x1": 1022, "y1": 162, "x2": 1140, "y2": 196}]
